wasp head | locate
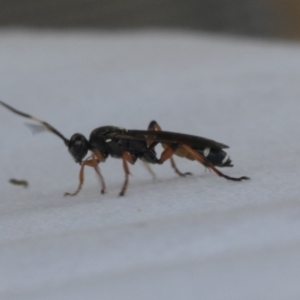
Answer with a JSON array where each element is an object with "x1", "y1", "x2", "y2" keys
[{"x1": 68, "y1": 133, "x2": 90, "y2": 164}]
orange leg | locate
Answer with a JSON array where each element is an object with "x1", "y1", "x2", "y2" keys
[
  {"x1": 147, "y1": 120, "x2": 162, "y2": 147},
  {"x1": 93, "y1": 149, "x2": 106, "y2": 163},
  {"x1": 181, "y1": 144, "x2": 249, "y2": 181},
  {"x1": 148, "y1": 120, "x2": 191, "y2": 177},
  {"x1": 169, "y1": 155, "x2": 192, "y2": 177},
  {"x1": 158, "y1": 143, "x2": 179, "y2": 164},
  {"x1": 119, "y1": 151, "x2": 134, "y2": 196},
  {"x1": 93, "y1": 159, "x2": 106, "y2": 194},
  {"x1": 91, "y1": 150, "x2": 106, "y2": 194},
  {"x1": 65, "y1": 154, "x2": 106, "y2": 197}
]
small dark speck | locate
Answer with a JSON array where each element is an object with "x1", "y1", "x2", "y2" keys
[{"x1": 9, "y1": 179, "x2": 29, "y2": 188}]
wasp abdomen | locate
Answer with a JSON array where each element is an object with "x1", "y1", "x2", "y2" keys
[{"x1": 198, "y1": 148, "x2": 233, "y2": 167}]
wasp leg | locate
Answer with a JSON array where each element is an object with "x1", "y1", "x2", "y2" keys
[
  {"x1": 65, "y1": 154, "x2": 105, "y2": 197},
  {"x1": 157, "y1": 143, "x2": 179, "y2": 164},
  {"x1": 147, "y1": 120, "x2": 162, "y2": 147},
  {"x1": 141, "y1": 161, "x2": 156, "y2": 180},
  {"x1": 91, "y1": 155, "x2": 106, "y2": 195},
  {"x1": 181, "y1": 144, "x2": 249, "y2": 181},
  {"x1": 92, "y1": 150, "x2": 106, "y2": 194},
  {"x1": 64, "y1": 156, "x2": 94, "y2": 197},
  {"x1": 169, "y1": 155, "x2": 192, "y2": 177},
  {"x1": 148, "y1": 120, "x2": 192, "y2": 177},
  {"x1": 120, "y1": 151, "x2": 135, "y2": 196},
  {"x1": 139, "y1": 121, "x2": 160, "y2": 179}
]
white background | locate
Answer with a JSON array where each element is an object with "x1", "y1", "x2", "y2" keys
[{"x1": 1, "y1": 30, "x2": 300, "y2": 299}]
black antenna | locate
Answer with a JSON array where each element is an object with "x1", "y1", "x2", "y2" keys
[{"x1": 0, "y1": 100, "x2": 70, "y2": 146}]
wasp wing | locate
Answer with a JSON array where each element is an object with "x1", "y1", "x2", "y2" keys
[{"x1": 110, "y1": 129, "x2": 229, "y2": 149}]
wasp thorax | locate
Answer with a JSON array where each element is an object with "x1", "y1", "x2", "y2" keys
[{"x1": 68, "y1": 133, "x2": 90, "y2": 164}]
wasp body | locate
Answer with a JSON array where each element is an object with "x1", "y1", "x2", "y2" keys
[{"x1": 0, "y1": 101, "x2": 249, "y2": 196}]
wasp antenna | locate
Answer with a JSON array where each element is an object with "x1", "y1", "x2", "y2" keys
[{"x1": 0, "y1": 100, "x2": 70, "y2": 146}]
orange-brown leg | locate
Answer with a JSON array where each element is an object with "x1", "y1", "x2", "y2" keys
[
  {"x1": 93, "y1": 149, "x2": 106, "y2": 163},
  {"x1": 182, "y1": 144, "x2": 249, "y2": 181},
  {"x1": 147, "y1": 120, "x2": 162, "y2": 147},
  {"x1": 119, "y1": 151, "x2": 134, "y2": 196},
  {"x1": 169, "y1": 155, "x2": 192, "y2": 177},
  {"x1": 91, "y1": 154, "x2": 106, "y2": 194},
  {"x1": 147, "y1": 120, "x2": 191, "y2": 177},
  {"x1": 141, "y1": 120, "x2": 160, "y2": 178},
  {"x1": 91, "y1": 150, "x2": 106, "y2": 194},
  {"x1": 158, "y1": 143, "x2": 179, "y2": 164},
  {"x1": 65, "y1": 155, "x2": 105, "y2": 197}
]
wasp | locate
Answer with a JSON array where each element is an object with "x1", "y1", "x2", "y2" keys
[{"x1": 0, "y1": 101, "x2": 249, "y2": 196}]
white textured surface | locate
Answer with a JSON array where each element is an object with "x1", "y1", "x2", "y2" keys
[{"x1": 1, "y1": 30, "x2": 300, "y2": 300}]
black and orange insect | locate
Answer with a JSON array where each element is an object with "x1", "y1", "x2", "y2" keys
[{"x1": 0, "y1": 101, "x2": 249, "y2": 196}]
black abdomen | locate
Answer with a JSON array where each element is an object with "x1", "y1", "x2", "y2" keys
[{"x1": 197, "y1": 148, "x2": 233, "y2": 167}]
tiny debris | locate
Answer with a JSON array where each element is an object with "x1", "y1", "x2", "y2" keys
[{"x1": 9, "y1": 179, "x2": 29, "y2": 188}]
